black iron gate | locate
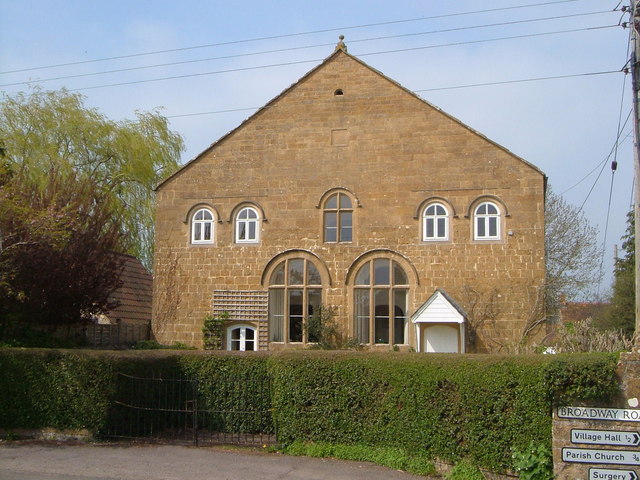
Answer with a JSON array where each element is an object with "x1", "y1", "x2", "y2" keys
[{"x1": 102, "y1": 372, "x2": 276, "y2": 446}]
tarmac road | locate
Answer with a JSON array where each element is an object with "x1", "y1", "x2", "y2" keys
[{"x1": 0, "y1": 442, "x2": 431, "y2": 480}]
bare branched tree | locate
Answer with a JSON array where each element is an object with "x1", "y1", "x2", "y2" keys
[{"x1": 545, "y1": 186, "x2": 602, "y2": 315}]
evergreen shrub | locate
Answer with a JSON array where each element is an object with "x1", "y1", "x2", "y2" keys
[
  {"x1": 0, "y1": 349, "x2": 618, "y2": 473},
  {"x1": 268, "y1": 352, "x2": 618, "y2": 471}
]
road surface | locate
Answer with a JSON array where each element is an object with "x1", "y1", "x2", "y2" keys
[{"x1": 0, "y1": 442, "x2": 431, "y2": 480}]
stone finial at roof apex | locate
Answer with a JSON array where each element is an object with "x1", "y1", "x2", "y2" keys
[{"x1": 335, "y1": 35, "x2": 347, "y2": 53}]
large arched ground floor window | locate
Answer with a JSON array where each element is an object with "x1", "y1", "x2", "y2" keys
[
  {"x1": 353, "y1": 257, "x2": 410, "y2": 345},
  {"x1": 267, "y1": 256, "x2": 325, "y2": 344}
]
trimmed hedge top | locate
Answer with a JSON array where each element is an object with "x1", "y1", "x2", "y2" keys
[{"x1": 0, "y1": 349, "x2": 619, "y2": 472}]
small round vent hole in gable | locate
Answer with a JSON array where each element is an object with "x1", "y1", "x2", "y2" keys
[{"x1": 334, "y1": 89, "x2": 344, "y2": 96}]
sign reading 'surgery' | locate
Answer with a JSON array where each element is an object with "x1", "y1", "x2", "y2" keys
[
  {"x1": 556, "y1": 404, "x2": 640, "y2": 480},
  {"x1": 558, "y1": 406, "x2": 640, "y2": 422},
  {"x1": 588, "y1": 468, "x2": 638, "y2": 480}
]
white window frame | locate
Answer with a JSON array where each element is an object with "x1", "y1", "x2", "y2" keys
[
  {"x1": 422, "y1": 202, "x2": 449, "y2": 241},
  {"x1": 226, "y1": 325, "x2": 258, "y2": 351},
  {"x1": 474, "y1": 201, "x2": 501, "y2": 240},
  {"x1": 191, "y1": 208, "x2": 214, "y2": 244},
  {"x1": 235, "y1": 207, "x2": 260, "y2": 243}
]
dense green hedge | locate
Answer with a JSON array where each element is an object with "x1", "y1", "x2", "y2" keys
[
  {"x1": 0, "y1": 349, "x2": 273, "y2": 435},
  {"x1": 268, "y1": 352, "x2": 619, "y2": 471},
  {"x1": 0, "y1": 349, "x2": 619, "y2": 472}
]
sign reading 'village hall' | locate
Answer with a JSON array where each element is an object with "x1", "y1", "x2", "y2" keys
[
  {"x1": 571, "y1": 429, "x2": 640, "y2": 447},
  {"x1": 557, "y1": 406, "x2": 640, "y2": 480}
]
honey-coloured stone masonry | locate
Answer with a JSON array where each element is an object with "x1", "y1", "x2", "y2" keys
[{"x1": 152, "y1": 48, "x2": 546, "y2": 353}]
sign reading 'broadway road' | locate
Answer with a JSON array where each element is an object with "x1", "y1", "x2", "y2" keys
[
  {"x1": 556, "y1": 405, "x2": 640, "y2": 479},
  {"x1": 558, "y1": 407, "x2": 640, "y2": 422}
]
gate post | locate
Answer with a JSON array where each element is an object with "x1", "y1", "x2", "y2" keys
[{"x1": 192, "y1": 377, "x2": 199, "y2": 447}]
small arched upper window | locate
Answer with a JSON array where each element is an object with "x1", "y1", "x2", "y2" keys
[
  {"x1": 191, "y1": 208, "x2": 214, "y2": 244},
  {"x1": 423, "y1": 203, "x2": 449, "y2": 241},
  {"x1": 323, "y1": 192, "x2": 353, "y2": 243},
  {"x1": 474, "y1": 202, "x2": 500, "y2": 240},
  {"x1": 236, "y1": 207, "x2": 260, "y2": 243}
]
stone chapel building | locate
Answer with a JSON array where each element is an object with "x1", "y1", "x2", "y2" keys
[{"x1": 152, "y1": 43, "x2": 547, "y2": 353}]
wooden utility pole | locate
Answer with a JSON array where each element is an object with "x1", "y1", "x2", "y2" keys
[{"x1": 632, "y1": 1, "x2": 640, "y2": 349}]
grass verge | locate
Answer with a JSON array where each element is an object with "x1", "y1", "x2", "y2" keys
[{"x1": 280, "y1": 440, "x2": 437, "y2": 476}]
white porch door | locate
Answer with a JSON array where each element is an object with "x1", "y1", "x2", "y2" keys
[{"x1": 423, "y1": 325, "x2": 459, "y2": 353}]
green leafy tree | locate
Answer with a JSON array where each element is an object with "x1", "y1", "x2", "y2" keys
[
  {"x1": 0, "y1": 87, "x2": 184, "y2": 267},
  {"x1": 605, "y1": 211, "x2": 635, "y2": 336}
]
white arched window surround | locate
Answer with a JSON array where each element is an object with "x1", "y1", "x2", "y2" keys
[
  {"x1": 226, "y1": 325, "x2": 257, "y2": 351},
  {"x1": 191, "y1": 208, "x2": 215, "y2": 244},
  {"x1": 474, "y1": 201, "x2": 501, "y2": 240},
  {"x1": 235, "y1": 206, "x2": 260, "y2": 243},
  {"x1": 422, "y1": 202, "x2": 449, "y2": 241}
]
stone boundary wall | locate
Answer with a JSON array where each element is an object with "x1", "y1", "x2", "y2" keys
[{"x1": 553, "y1": 353, "x2": 640, "y2": 480}]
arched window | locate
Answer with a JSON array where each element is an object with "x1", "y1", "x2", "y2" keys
[
  {"x1": 474, "y1": 202, "x2": 501, "y2": 240},
  {"x1": 354, "y1": 258, "x2": 409, "y2": 345},
  {"x1": 191, "y1": 208, "x2": 214, "y2": 244},
  {"x1": 423, "y1": 203, "x2": 449, "y2": 241},
  {"x1": 227, "y1": 325, "x2": 257, "y2": 351},
  {"x1": 323, "y1": 192, "x2": 352, "y2": 243},
  {"x1": 268, "y1": 258, "x2": 322, "y2": 343},
  {"x1": 236, "y1": 207, "x2": 260, "y2": 243}
]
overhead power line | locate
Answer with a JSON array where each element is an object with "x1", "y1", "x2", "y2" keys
[
  {"x1": 596, "y1": 32, "x2": 630, "y2": 295},
  {"x1": 0, "y1": 0, "x2": 592, "y2": 75},
  {"x1": 0, "y1": 9, "x2": 612, "y2": 88},
  {"x1": 165, "y1": 69, "x2": 622, "y2": 119},
  {"x1": 417, "y1": 70, "x2": 620, "y2": 92},
  {"x1": 63, "y1": 25, "x2": 617, "y2": 93},
  {"x1": 561, "y1": 109, "x2": 632, "y2": 196},
  {"x1": 359, "y1": 25, "x2": 616, "y2": 58}
]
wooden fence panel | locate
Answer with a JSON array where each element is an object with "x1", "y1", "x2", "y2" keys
[{"x1": 83, "y1": 324, "x2": 150, "y2": 348}]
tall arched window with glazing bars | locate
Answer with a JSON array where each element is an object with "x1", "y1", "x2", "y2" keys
[
  {"x1": 268, "y1": 258, "x2": 322, "y2": 343},
  {"x1": 354, "y1": 258, "x2": 408, "y2": 345},
  {"x1": 323, "y1": 192, "x2": 352, "y2": 243}
]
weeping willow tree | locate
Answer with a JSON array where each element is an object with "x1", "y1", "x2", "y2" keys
[{"x1": 0, "y1": 87, "x2": 184, "y2": 268}]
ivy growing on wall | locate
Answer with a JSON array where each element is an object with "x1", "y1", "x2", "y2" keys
[{"x1": 202, "y1": 311, "x2": 228, "y2": 350}]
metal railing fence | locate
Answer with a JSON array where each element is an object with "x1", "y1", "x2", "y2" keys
[{"x1": 102, "y1": 372, "x2": 275, "y2": 447}]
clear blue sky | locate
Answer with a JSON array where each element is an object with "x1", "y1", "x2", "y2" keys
[{"x1": 0, "y1": 0, "x2": 631, "y2": 298}]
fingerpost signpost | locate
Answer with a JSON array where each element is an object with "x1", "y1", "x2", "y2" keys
[{"x1": 554, "y1": 405, "x2": 640, "y2": 479}]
